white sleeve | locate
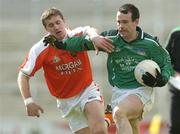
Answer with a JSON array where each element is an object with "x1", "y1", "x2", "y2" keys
[
  {"x1": 67, "y1": 26, "x2": 91, "y2": 37},
  {"x1": 20, "y1": 38, "x2": 47, "y2": 76}
]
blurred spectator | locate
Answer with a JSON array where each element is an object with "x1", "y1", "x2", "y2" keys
[{"x1": 166, "y1": 26, "x2": 180, "y2": 134}]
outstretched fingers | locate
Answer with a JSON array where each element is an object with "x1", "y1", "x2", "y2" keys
[
  {"x1": 103, "y1": 38, "x2": 114, "y2": 53},
  {"x1": 92, "y1": 36, "x2": 115, "y2": 53}
]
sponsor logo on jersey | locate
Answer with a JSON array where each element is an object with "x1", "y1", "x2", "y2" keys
[
  {"x1": 115, "y1": 56, "x2": 138, "y2": 71},
  {"x1": 55, "y1": 59, "x2": 82, "y2": 75}
]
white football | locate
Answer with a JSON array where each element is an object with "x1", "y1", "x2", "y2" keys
[{"x1": 134, "y1": 60, "x2": 161, "y2": 86}]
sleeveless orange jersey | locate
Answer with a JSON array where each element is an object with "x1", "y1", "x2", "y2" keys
[{"x1": 19, "y1": 27, "x2": 93, "y2": 99}]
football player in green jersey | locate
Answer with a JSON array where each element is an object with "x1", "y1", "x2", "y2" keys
[{"x1": 44, "y1": 4, "x2": 173, "y2": 134}]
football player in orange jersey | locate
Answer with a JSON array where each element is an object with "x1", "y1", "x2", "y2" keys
[{"x1": 17, "y1": 7, "x2": 114, "y2": 134}]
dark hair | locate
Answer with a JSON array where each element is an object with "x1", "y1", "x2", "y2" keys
[{"x1": 119, "y1": 3, "x2": 140, "y2": 21}]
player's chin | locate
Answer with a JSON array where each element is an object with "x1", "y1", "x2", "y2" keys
[{"x1": 55, "y1": 33, "x2": 64, "y2": 40}]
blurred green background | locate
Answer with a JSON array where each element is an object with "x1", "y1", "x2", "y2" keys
[{"x1": 0, "y1": 0, "x2": 179, "y2": 133}]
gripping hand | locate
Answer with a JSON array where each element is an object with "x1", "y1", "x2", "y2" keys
[
  {"x1": 142, "y1": 68, "x2": 166, "y2": 87},
  {"x1": 43, "y1": 35, "x2": 64, "y2": 49}
]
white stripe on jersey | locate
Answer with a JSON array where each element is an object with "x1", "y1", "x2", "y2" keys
[
  {"x1": 21, "y1": 38, "x2": 48, "y2": 76},
  {"x1": 144, "y1": 37, "x2": 159, "y2": 46}
]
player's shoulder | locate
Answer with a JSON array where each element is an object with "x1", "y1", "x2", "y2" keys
[
  {"x1": 142, "y1": 31, "x2": 160, "y2": 47},
  {"x1": 30, "y1": 36, "x2": 48, "y2": 52},
  {"x1": 143, "y1": 32, "x2": 159, "y2": 42},
  {"x1": 67, "y1": 26, "x2": 91, "y2": 37},
  {"x1": 100, "y1": 29, "x2": 118, "y2": 37}
]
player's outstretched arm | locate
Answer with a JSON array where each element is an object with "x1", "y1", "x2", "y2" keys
[
  {"x1": 43, "y1": 35, "x2": 94, "y2": 51},
  {"x1": 63, "y1": 35, "x2": 95, "y2": 52},
  {"x1": 43, "y1": 35, "x2": 114, "y2": 53}
]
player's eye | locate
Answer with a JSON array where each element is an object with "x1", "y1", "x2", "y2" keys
[
  {"x1": 48, "y1": 23, "x2": 54, "y2": 28},
  {"x1": 56, "y1": 20, "x2": 61, "y2": 25}
]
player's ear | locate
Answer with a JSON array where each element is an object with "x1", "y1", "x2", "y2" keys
[{"x1": 134, "y1": 18, "x2": 139, "y2": 25}]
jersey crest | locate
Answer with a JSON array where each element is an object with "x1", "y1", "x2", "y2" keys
[{"x1": 53, "y1": 56, "x2": 60, "y2": 63}]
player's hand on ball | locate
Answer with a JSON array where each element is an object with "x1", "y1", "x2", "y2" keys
[
  {"x1": 154, "y1": 68, "x2": 167, "y2": 87},
  {"x1": 43, "y1": 35, "x2": 63, "y2": 49},
  {"x1": 142, "y1": 68, "x2": 166, "y2": 87},
  {"x1": 26, "y1": 103, "x2": 44, "y2": 117},
  {"x1": 142, "y1": 71, "x2": 156, "y2": 87}
]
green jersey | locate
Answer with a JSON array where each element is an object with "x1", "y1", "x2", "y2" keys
[{"x1": 62, "y1": 27, "x2": 173, "y2": 89}]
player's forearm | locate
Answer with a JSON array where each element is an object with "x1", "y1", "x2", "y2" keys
[
  {"x1": 44, "y1": 34, "x2": 114, "y2": 53},
  {"x1": 63, "y1": 36, "x2": 95, "y2": 52},
  {"x1": 17, "y1": 72, "x2": 32, "y2": 100}
]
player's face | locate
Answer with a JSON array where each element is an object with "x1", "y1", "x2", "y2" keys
[
  {"x1": 44, "y1": 15, "x2": 67, "y2": 40},
  {"x1": 116, "y1": 11, "x2": 139, "y2": 41}
]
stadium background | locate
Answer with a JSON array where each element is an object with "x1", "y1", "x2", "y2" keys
[{"x1": 0, "y1": 0, "x2": 179, "y2": 133}]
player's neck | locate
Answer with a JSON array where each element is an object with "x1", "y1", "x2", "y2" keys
[{"x1": 124, "y1": 31, "x2": 139, "y2": 42}]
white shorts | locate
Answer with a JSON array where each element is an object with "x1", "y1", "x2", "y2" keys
[
  {"x1": 111, "y1": 86, "x2": 155, "y2": 119},
  {"x1": 56, "y1": 82, "x2": 103, "y2": 133}
]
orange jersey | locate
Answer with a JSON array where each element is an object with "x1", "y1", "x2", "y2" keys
[{"x1": 19, "y1": 27, "x2": 93, "y2": 99}]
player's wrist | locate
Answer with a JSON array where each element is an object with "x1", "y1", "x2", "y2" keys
[
  {"x1": 156, "y1": 78, "x2": 166, "y2": 87},
  {"x1": 24, "y1": 97, "x2": 34, "y2": 106}
]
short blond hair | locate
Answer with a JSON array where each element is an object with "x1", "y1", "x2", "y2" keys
[{"x1": 40, "y1": 7, "x2": 64, "y2": 27}]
